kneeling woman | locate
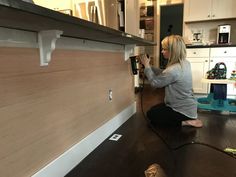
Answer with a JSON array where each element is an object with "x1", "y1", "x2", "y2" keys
[{"x1": 140, "y1": 35, "x2": 202, "y2": 128}]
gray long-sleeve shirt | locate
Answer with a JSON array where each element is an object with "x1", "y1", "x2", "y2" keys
[{"x1": 144, "y1": 60, "x2": 197, "y2": 119}]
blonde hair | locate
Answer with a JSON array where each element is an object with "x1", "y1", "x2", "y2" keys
[{"x1": 161, "y1": 35, "x2": 186, "y2": 67}]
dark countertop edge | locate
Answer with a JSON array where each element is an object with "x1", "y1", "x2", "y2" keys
[
  {"x1": 0, "y1": 0, "x2": 156, "y2": 46},
  {"x1": 186, "y1": 44, "x2": 236, "y2": 48}
]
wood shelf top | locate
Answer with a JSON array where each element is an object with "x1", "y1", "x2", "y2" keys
[
  {"x1": 0, "y1": 0, "x2": 156, "y2": 46},
  {"x1": 201, "y1": 78, "x2": 236, "y2": 84}
]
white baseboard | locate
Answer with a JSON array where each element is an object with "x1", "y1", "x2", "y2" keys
[{"x1": 31, "y1": 102, "x2": 136, "y2": 177}]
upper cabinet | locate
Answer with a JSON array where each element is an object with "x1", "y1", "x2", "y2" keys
[
  {"x1": 211, "y1": 0, "x2": 236, "y2": 20},
  {"x1": 184, "y1": 0, "x2": 211, "y2": 22},
  {"x1": 184, "y1": 0, "x2": 236, "y2": 22}
]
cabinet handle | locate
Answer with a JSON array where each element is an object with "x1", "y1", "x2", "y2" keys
[
  {"x1": 224, "y1": 51, "x2": 227, "y2": 53},
  {"x1": 205, "y1": 60, "x2": 208, "y2": 62},
  {"x1": 193, "y1": 52, "x2": 196, "y2": 54},
  {"x1": 212, "y1": 14, "x2": 215, "y2": 17},
  {"x1": 210, "y1": 60, "x2": 213, "y2": 62},
  {"x1": 207, "y1": 14, "x2": 210, "y2": 17}
]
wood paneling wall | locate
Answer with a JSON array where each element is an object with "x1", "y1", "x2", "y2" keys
[{"x1": 0, "y1": 47, "x2": 134, "y2": 177}]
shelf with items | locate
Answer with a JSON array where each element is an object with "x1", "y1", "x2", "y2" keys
[
  {"x1": 140, "y1": 5, "x2": 154, "y2": 18},
  {"x1": 139, "y1": 3, "x2": 156, "y2": 68},
  {"x1": 73, "y1": 0, "x2": 104, "y2": 25},
  {"x1": 140, "y1": 18, "x2": 154, "y2": 31},
  {"x1": 139, "y1": 5, "x2": 155, "y2": 42},
  {"x1": 0, "y1": 0, "x2": 155, "y2": 46},
  {"x1": 140, "y1": 16, "x2": 154, "y2": 21},
  {"x1": 117, "y1": 0, "x2": 125, "y2": 32},
  {"x1": 72, "y1": 0, "x2": 126, "y2": 32}
]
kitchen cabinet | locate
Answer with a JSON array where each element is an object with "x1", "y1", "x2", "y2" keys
[
  {"x1": 211, "y1": 0, "x2": 236, "y2": 20},
  {"x1": 184, "y1": 0, "x2": 236, "y2": 22},
  {"x1": 187, "y1": 47, "x2": 236, "y2": 96},
  {"x1": 186, "y1": 48, "x2": 210, "y2": 93}
]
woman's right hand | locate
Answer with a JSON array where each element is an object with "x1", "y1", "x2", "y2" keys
[{"x1": 140, "y1": 54, "x2": 151, "y2": 68}]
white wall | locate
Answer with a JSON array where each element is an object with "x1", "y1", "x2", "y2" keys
[{"x1": 34, "y1": 0, "x2": 73, "y2": 10}]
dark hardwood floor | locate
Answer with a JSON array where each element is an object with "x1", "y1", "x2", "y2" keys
[{"x1": 65, "y1": 85, "x2": 236, "y2": 177}]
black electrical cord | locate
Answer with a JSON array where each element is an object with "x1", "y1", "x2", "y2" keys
[
  {"x1": 139, "y1": 72, "x2": 178, "y2": 177},
  {"x1": 139, "y1": 72, "x2": 236, "y2": 160}
]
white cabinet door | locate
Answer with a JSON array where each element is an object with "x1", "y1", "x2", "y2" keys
[
  {"x1": 184, "y1": 0, "x2": 236, "y2": 22},
  {"x1": 187, "y1": 48, "x2": 210, "y2": 58},
  {"x1": 210, "y1": 47, "x2": 236, "y2": 57},
  {"x1": 187, "y1": 57, "x2": 209, "y2": 93},
  {"x1": 211, "y1": 0, "x2": 236, "y2": 20},
  {"x1": 184, "y1": 0, "x2": 212, "y2": 22},
  {"x1": 187, "y1": 48, "x2": 210, "y2": 93}
]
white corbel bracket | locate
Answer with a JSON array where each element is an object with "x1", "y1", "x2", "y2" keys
[
  {"x1": 38, "y1": 30, "x2": 63, "y2": 66},
  {"x1": 124, "y1": 44, "x2": 136, "y2": 61}
]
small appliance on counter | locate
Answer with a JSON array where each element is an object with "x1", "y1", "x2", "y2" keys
[
  {"x1": 217, "y1": 24, "x2": 231, "y2": 44},
  {"x1": 191, "y1": 29, "x2": 204, "y2": 45}
]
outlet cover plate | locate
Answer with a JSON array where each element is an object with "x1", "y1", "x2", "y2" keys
[{"x1": 109, "y1": 134, "x2": 122, "y2": 141}]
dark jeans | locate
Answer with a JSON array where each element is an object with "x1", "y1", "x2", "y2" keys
[{"x1": 146, "y1": 103, "x2": 192, "y2": 127}]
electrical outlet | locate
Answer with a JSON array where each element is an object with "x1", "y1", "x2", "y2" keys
[
  {"x1": 108, "y1": 89, "x2": 112, "y2": 101},
  {"x1": 109, "y1": 134, "x2": 122, "y2": 141}
]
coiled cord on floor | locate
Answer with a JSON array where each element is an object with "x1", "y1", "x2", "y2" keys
[{"x1": 139, "y1": 75, "x2": 236, "y2": 160}]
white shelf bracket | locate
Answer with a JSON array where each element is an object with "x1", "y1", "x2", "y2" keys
[
  {"x1": 124, "y1": 44, "x2": 136, "y2": 61},
  {"x1": 38, "y1": 30, "x2": 63, "y2": 66}
]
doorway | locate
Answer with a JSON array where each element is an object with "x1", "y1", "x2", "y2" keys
[{"x1": 159, "y1": 4, "x2": 183, "y2": 68}]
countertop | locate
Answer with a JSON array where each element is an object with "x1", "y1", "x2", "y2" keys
[
  {"x1": 0, "y1": 0, "x2": 156, "y2": 46},
  {"x1": 186, "y1": 44, "x2": 236, "y2": 48}
]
